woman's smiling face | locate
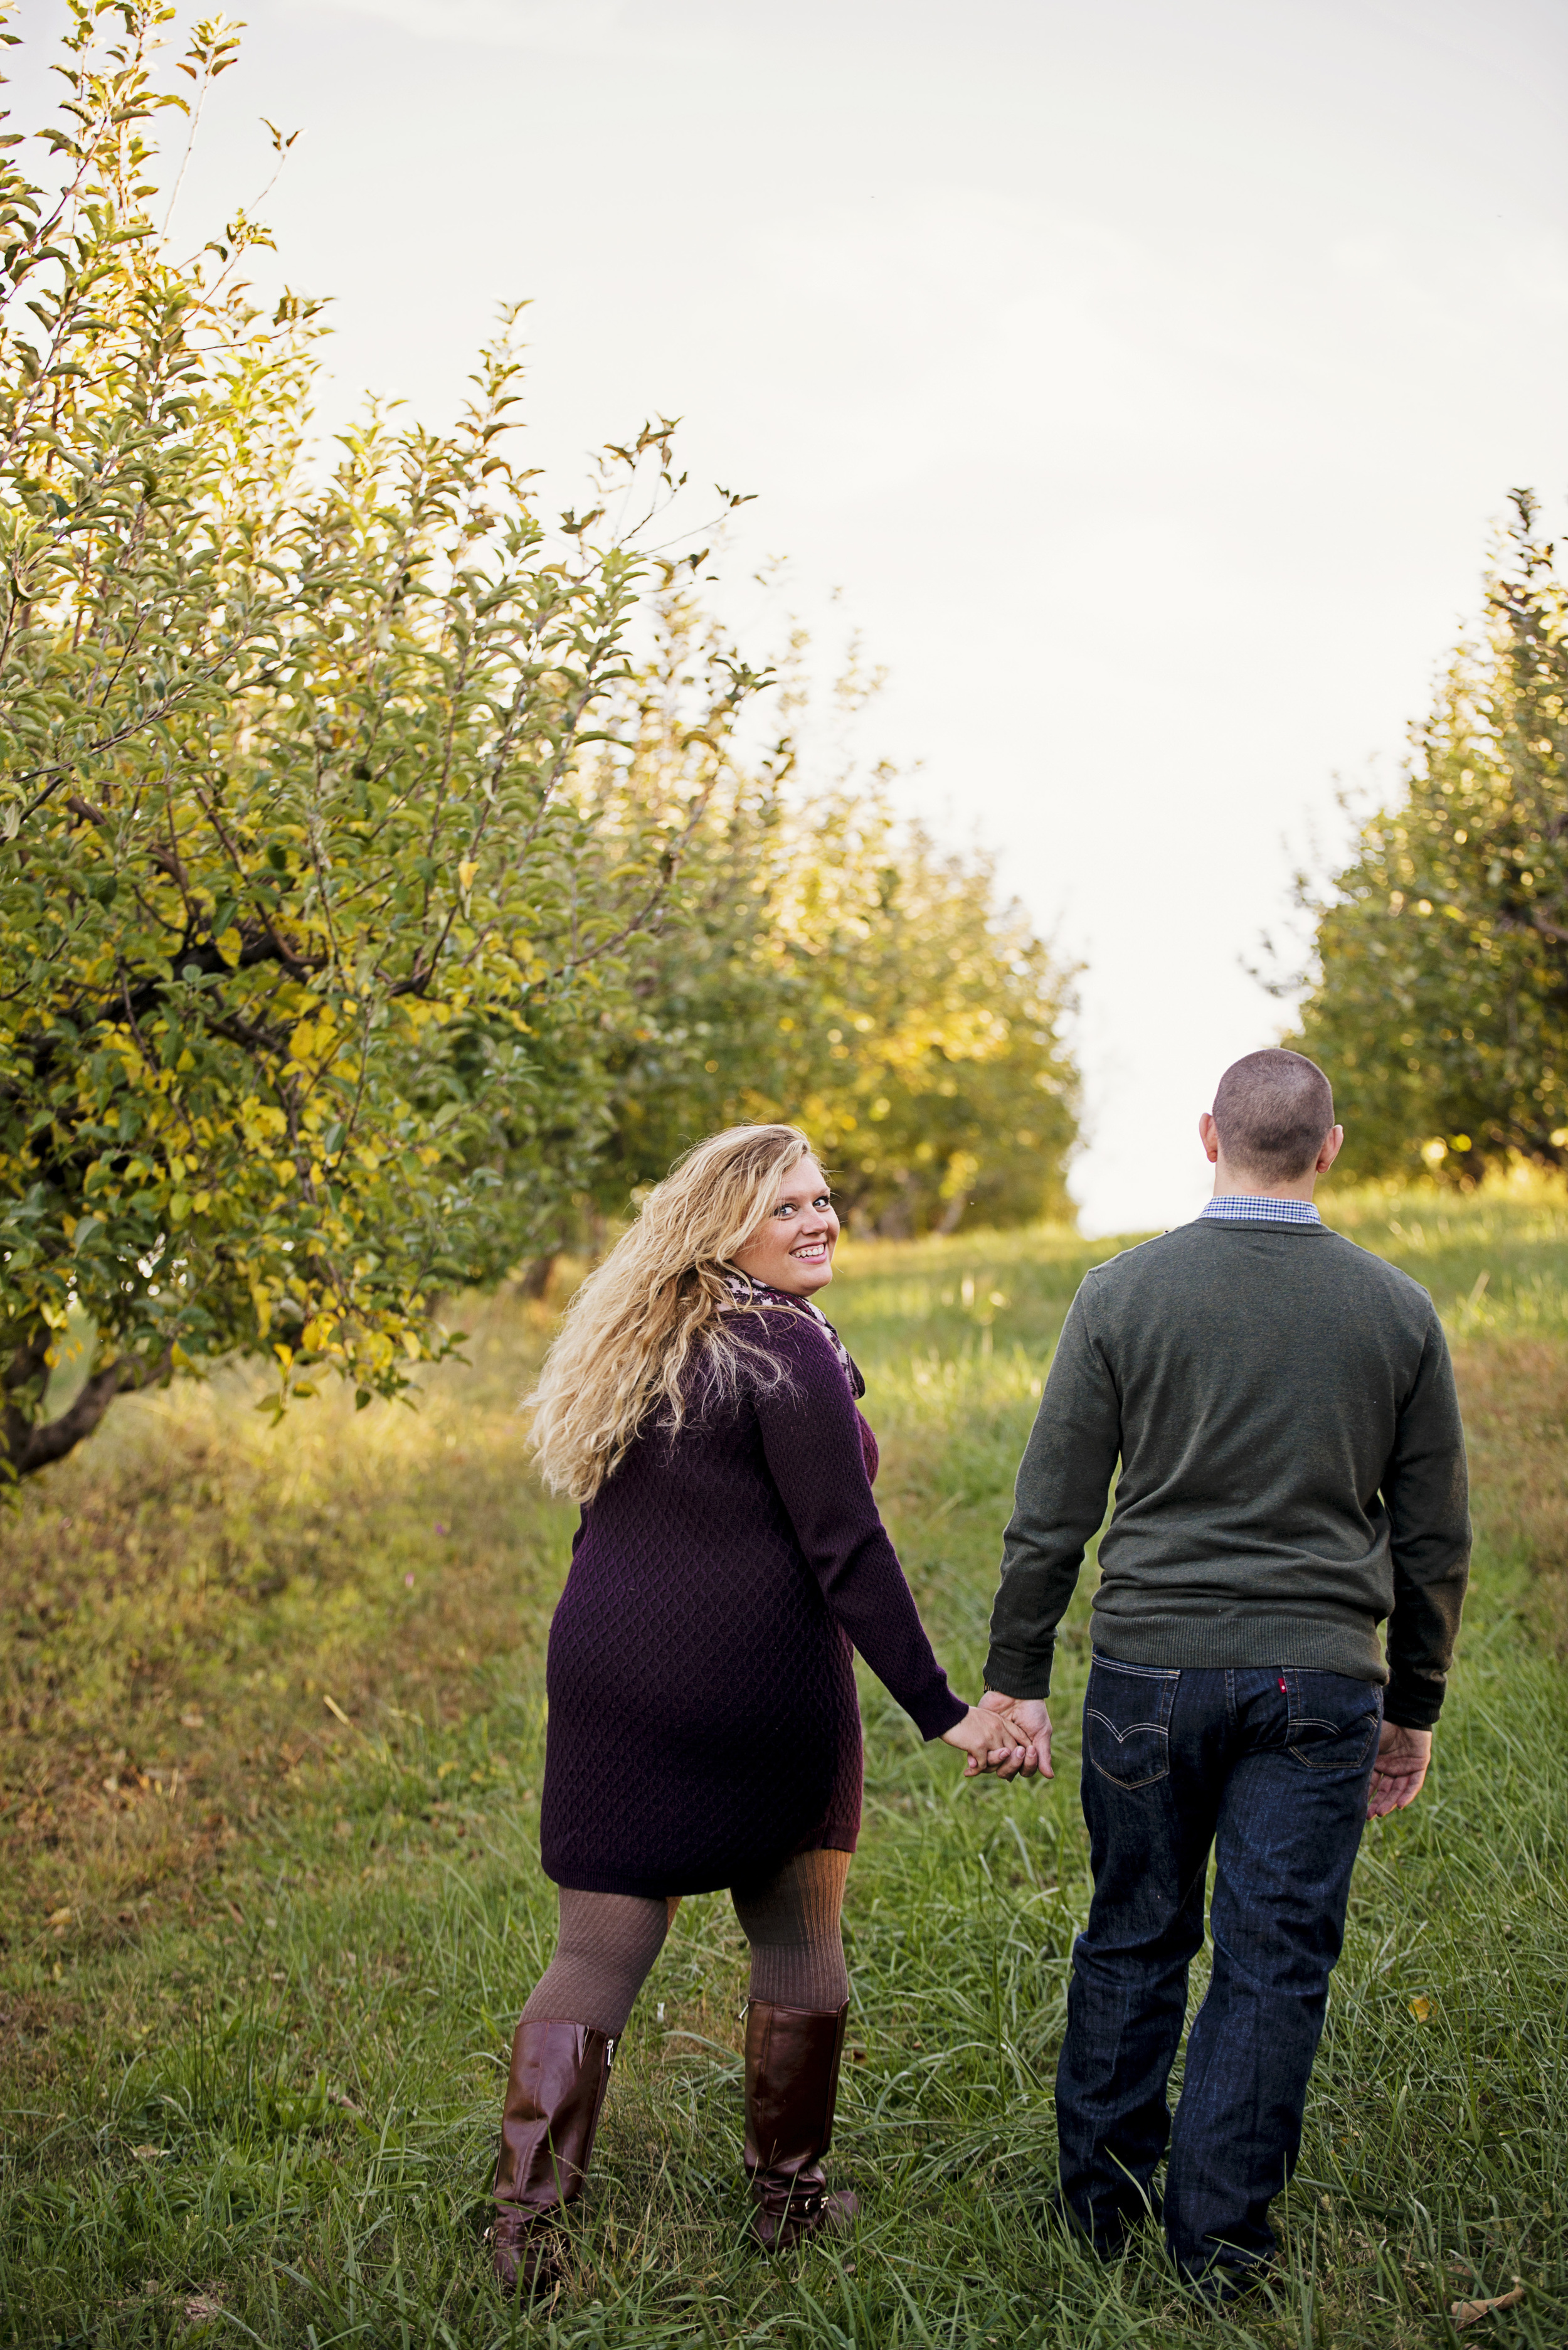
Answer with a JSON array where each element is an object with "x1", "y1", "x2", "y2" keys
[{"x1": 731, "y1": 1156, "x2": 839, "y2": 1297}]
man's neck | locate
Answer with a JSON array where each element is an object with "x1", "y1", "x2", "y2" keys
[{"x1": 1211, "y1": 1172, "x2": 1317, "y2": 1204}]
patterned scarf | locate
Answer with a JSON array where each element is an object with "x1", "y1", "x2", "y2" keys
[{"x1": 721, "y1": 1271, "x2": 861, "y2": 1396}]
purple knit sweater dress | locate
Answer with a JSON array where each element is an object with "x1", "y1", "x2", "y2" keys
[{"x1": 540, "y1": 1293, "x2": 967, "y2": 1898}]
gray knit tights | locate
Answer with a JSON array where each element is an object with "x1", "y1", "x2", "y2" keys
[{"x1": 521, "y1": 1848, "x2": 851, "y2": 2035}]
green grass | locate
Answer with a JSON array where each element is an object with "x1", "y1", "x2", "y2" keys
[{"x1": 2, "y1": 1185, "x2": 1565, "y2": 2346}]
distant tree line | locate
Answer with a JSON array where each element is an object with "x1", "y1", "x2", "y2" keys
[
  {"x1": 0, "y1": 4, "x2": 1076, "y2": 1479},
  {"x1": 1288, "y1": 493, "x2": 1567, "y2": 1185},
  {"x1": 504, "y1": 597, "x2": 1077, "y2": 1268}
]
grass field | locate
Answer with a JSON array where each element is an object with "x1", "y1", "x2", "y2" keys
[{"x1": 3, "y1": 1181, "x2": 1566, "y2": 2347}]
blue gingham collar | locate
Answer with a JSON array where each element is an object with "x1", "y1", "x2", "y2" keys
[{"x1": 1199, "y1": 1194, "x2": 1320, "y2": 1225}]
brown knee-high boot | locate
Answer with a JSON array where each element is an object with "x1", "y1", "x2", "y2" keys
[
  {"x1": 743, "y1": 2000, "x2": 859, "y2": 2251},
  {"x1": 489, "y1": 2019, "x2": 615, "y2": 2290}
]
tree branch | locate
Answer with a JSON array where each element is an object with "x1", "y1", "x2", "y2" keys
[{"x1": 3, "y1": 1344, "x2": 176, "y2": 1480}]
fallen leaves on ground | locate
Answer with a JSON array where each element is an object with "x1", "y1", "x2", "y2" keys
[{"x1": 1449, "y1": 2282, "x2": 1525, "y2": 2328}]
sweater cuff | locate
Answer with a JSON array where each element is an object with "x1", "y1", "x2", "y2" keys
[
  {"x1": 982, "y1": 1641, "x2": 1054, "y2": 1703},
  {"x1": 1384, "y1": 1675, "x2": 1446, "y2": 1731},
  {"x1": 908, "y1": 1679, "x2": 968, "y2": 1741}
]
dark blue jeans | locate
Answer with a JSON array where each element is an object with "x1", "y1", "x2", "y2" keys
[{"x1": 1055, "y1": 1656, "x2": 1382, "y2": 2283}]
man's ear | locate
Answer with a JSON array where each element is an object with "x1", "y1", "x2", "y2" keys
[
  {"x1": 1316, "y1": 1124, "x2": 1345, "y2": 1174},
  {"x1": 1198, "y1": 1110, "x2": 1221, "y2": 1167}
]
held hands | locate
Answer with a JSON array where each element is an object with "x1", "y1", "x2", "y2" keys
[
  {"x1": 941, "y1": 1706, "x2": 1030, "y2": 1778},
  {"x1": 940, "y1": 1690, "x2": 1055, "y2": 1781},
  {"x1": 978, "y1": 1688, "x2": 1052, "y2": 1778},
  {"x1": 1367, "y1": 1720, "x2": 1432, "y2": 1819}
]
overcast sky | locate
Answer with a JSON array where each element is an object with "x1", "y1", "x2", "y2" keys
[{"x1": 18, "y1": 0, "x2": 1568, "y2": 1228}]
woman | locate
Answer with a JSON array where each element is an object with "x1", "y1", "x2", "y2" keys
[{"x1": 488, "y1": 1123, "x2": 1027, "y2": 2287}]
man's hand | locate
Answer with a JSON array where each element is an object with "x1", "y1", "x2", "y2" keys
[
  {"x1": 1367, "y1": 1720, "x2": 1431, "y2": 1819},
  {"x1": 942, "y1": 1704, "x2": 1032, "y2": 1778},
  {"x1": 980, "y1": 1689, "x2": 1053, "y2": 1780}
]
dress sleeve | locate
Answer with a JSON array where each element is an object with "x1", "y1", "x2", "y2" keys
[{"x1": 750, "y1": 1311, "x2": 967, "y2": 1740}]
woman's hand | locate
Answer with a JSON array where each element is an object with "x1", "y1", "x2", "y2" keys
[{"x1": 943, "y1": 1703, "x2": 1033, "y2": 1778}]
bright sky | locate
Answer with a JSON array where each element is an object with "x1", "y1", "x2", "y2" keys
[{"x1": 19, "y1": 0, "x2": 1568, "y2": 1230}]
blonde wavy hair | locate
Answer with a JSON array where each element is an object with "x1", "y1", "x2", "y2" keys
[{"x1": 526, "y1": 1123, "x2": 819, "y2": 1502}]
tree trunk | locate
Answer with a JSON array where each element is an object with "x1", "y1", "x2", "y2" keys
[
  {"x1": 517, "y1": 1250, "x2": 559, "y2": 1300},
  {"x1": 875, "y1": 1174, "x2": 922, "y2": 1240},
  {"x1": 1, "y1": 1322, "x2": 171, "y2": 1482}
]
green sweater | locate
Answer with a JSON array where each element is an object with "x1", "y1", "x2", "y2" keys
[{"x1": 983, "y1": 1217, "x2": 1471, "y2": 1729}]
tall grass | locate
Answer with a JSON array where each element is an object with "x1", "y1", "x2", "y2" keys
[{"x1": 2, "y1": 1188, "x2": 1565, "y2": 2346}]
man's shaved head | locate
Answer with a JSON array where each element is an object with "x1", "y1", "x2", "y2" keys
[{"x1": 1212, "y1": 1050, "x2": 1335, "y2": 1184}]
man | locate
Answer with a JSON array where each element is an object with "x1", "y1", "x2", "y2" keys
[{"x1": 981, "y1": 1049, "x2": 1470, "y2": 2298}]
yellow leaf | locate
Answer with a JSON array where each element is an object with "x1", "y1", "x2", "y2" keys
[
  {"x1": 400, "y1": 1329, "x2": 422, "y2": 1361},
  {"x1": 46, "y1": 1906, "x2": 72, "y2": 1926},
  {"x1": 458, "y1": 859, "x2": 478, "y2": 892},
  {"x1": 1409, "y1": 1995, "x2": 1431, "y2": 2022}
]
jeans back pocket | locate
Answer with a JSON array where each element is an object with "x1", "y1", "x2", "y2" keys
[
  {"x1": 1085, "y1": 1655, "x2": 1179, "y2": 1789},
  {"x1": 1283, "y1": 1669, "x2": 1383, "y2": 1773}
]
